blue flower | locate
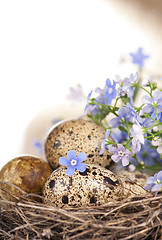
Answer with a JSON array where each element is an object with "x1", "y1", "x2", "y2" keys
[
  {"x1": 59, "y1": 150, "x2": 87, "y2": 176},
  {"x1": 109, "y1": 106, "x2": 133, "y2": 128},
  {"x1": 151, "y1": 112, "x2": 162, "y2": 123},
  {"x1": 135, "y1": 140, "x2": 161, "y2": 167},
  {"x1": 131, "y1": 138, "x2": 142, "y2": 154},
  {"x1": 122, "y1": 73, "x2": 138, "y2": 102},
  {"x1": 144, "y1": 171, "x2": 162, "y2": 196},
  {"x1": 33, "y1": 140, "x2": 43, "y2": 154},
  {"x1": 125, "y1": 103, "x2": 143, "y2": 125},
  {"x1": 67, "y1": 84, "x2": 84, "y2": 103},
  {"x1": 84, "y1": 78, "x2": 117, "y2": 116},
  {"x1": 130, "y1": 123, "x2": 145, "y2": 154},
  {"x1": 111, "y1": 129, "x2": 128, "y2": 144},
  {"x1": 130, "y1": 47, "x2": 149, "y2": 68},
  {"x1": 104, "y1": 79, "x2": 116, "y2": 105},
  {"x1": 115, "y1": 73, "x2": 138, "y2": 104},
  {"x1": 84, "y1": 90, "x2": 105, "y2": 116},
  {"x1": 108, "y1": 144, "x2": 131, "y2": 166},
  {"x1": 152, "y1": 138, "x2": 162, "y2": 154},
  {"x1": 142, "y1": 91, "x2": 162, "y2": 115},
  {"x1": 115, "y1": 75, "x2": 130, "y2": 97},
  {"x1": 84, "y1": 90, "x2": 93, "y2": 114},
  {"x1": 99, "y1": 129, "x2": 110, "y2": 155}
]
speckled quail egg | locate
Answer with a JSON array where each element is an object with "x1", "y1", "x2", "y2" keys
[
  {"x1": 43, "y1": 164, "x2": 124, "y2": 207},
  {"x1": 0, "y1": 156, "x2": 53, "y2": 201},
  {"x1": 44, "y1": 119, "x2": 115, "y2": 171},
  {"x1": 115, "y1": 169, "x2": 149, "y2": 197}
]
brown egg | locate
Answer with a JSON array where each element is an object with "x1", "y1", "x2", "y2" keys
[
  {"x1": 44, "y1": 119, "x2": 115, "y2": 171},
  {"x1": 116, "y1": 169, "x2": 149, "y2": 197},
  {"x1": 0, "y1": 156, "x2": 53, "y2": 201},
  {"x1": 43, "y1": 164, "x2": 124, "y2": 208}
]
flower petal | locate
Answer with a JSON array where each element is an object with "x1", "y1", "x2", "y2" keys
[
  {"x1": 151, "y1": 184, "x2": 162, "y2": 192},
  {"x1": 77, "y1": 163, "x2": 87, "y2": 172},
  {"x1": 121, "y1": 157, "x2": 129, "y2": 166},
  {"x1": 76, "y1": 152, "x2": 87, "y2": 162},
  {"x1": 67, "y1": 150, "x2": 76, "y2": 160},
  {"x1": 157, "y1": 171, "x2": 162, "y2": 180},
  {"x1": 105, "y1": 129, "x2": 110, "y2": 139},
  {"x1": 157, "y1": 145, "x2": 162, "y2": 154},
  {"x1": 142, "y1": 104, "x2": 153, "y2": 113},
  {"x1": 147, "y1": 176, "x2": 156, "y2": 184},
  {"x1": 153, "y1": 90, "x2": 162, "y2": 101},
  {"x1": 59, "y1": 157, "x2": 70, "y2": 166},
  {"x1": 151, "y1": 139, "x2": 160, "y2": 146},
  {"x1": 141, "y1": 95, "x2": 152, "y2": 104},
  {"x1": 117, "y1": 144, "x2": 125, "y2": 152},
  {"x1": 108, "y1": 146, "x2": 118, "y2": 154},
  {"x1": 99, "y1": 140, "x2": 106, "y2": 155},
  {"x1": 109, "y1": 117, "x2": 121, "y2": 128},
  {"x1": 111, "y1": 154, "x2": 120, "y2": 163},
  {"x1": 65, "y1": 166, "x2": 76, "y2": 176},
  {"x1": 144, "y1": 184, "x2": 154, "y2": 191}
]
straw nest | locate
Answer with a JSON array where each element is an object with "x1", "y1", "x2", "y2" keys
[{"x1": 0, "y1": 182, "x2": 161, "y2": 240}]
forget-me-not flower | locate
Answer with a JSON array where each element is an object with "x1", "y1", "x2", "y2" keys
[
  {"x1": 151, "y1": 111, "x2": 162, "y2": 123},
  {"x1": 59, "y1": 150, "x2": 87, "y2": 176},
  {"x1": 125, "y1": 103, "x2": 143, "y2": 125},
  {"x1": 131, "y1": 138, "x2": 142, "y2": 154},
  {"x1": 108, "y1": 144, "x2": 131, "y2": 166},
  {"x1": 84, "y1": 78, "x2": 117, "y2": 116},
  {"x1": 130, "y1": 47, "x2": 149, "y2": 68},
  {"x1": 99, "y1": 129, "x2": 110, "y2": 155},
  {"x1": 122, "y1": 72, "x2": 138, "y2": 101},
  {"x1": 130, "y1": 123, "x2": 145, "y2": 154},
  {"x1": 104, "y1": 79, "x2": 116, "y2": 105},
  {"x1": 131, "y1": 122, "x2": 144, "y2": 143},
  {"x1": 111, "y1": 129, "x2": 128, "y2": 144},
  {"x1": 84, "y1": 90, "x2": 102, "y2": 116},
  {"x1": 142, "y1": 91, "x2": 162, "y2": 115},
  {"x1": 109, "y1": 106, "x2": 133, "y2": 128},
  {"x1": 33, "y1": 140, "x2": 43, "y2": 154},
  {"x1": 84, "y1": 90, "x2": 93, "y2": 114},
  {"x1": 115, "y1": 73, "x2": 138, "y2": 101},
  {"x1": 67, "y1": 84, "x2": 84, "y2": 103},
  {"x1": 152, "y1": 138, "x2": 162, "y2": 154},
  {"x1": 135, "y1": 140, "x2": 161, "y2": 167},
  {"x1": 144, "y1": 171, "x2": 162, "y2": 196}
]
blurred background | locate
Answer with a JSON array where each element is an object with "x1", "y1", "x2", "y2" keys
[{"x1": 0, "y1": 0, "x2": 162, "y2": 169}]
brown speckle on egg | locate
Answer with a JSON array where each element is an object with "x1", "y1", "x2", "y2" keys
[
  {"x1": 44, "y1": 119, "x2": 115, "y2": 170},
  {"x1": 43, "y1": 164, "x2": 124, "y2": 208},
  {"x1": 0, "y1": 156, "x2": 53, "y2": 201}
]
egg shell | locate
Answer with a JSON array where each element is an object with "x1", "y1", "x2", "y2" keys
[
  {"x1": 43, "y1": 164, "x2": 124, "y2": 207},
  {"x1": 0, "y1": 156, "x2": 53, "y2": 201},
  {"x1": 115, "y1": 169, "x2": 149, "y2": 197},
  {"x1": 44, "y1": 119, "x2": 115, "y2": 170}
]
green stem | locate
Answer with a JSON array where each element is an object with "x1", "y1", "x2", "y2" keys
[
  {"x1": 154, "y1": 106, "x2": 159, "y2": 122},
  {"x1": 114, "y1": 97, "x2": 119, "y2": 108},
  {"x1": 133, "y1": 154, "x2": 139, "y2": 165}
]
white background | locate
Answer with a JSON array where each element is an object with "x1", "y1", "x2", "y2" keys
[{"x1": 0, "y1": 0, "x2": 162, "y2": 169}]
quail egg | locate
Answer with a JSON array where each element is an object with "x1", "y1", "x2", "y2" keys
[
  {"x1": 43, "y1": 164, "x2": 124, "y2": 207},
  {"x1": 44, "y1": 119, "x2": 115, "y2": 170},
  {"x1": 0, "y1": 155, "x2": 53, "y2": 201},
  {"x1": 116, "y1": 169, "x2": 149, "y2": 197}
]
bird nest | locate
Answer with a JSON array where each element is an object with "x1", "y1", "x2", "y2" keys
[{"x1": 0, "y1": 183, "x2": 162, "y2": 240}]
